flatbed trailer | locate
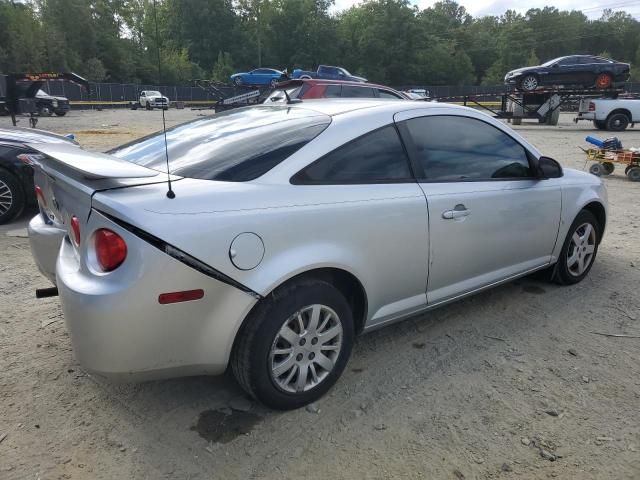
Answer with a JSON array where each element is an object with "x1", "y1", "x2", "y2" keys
[
  {"x1": 193, "y1": 80, "x2": 273, "y2": 112},
  {"x1": 442, "y1": 87, "x2": 626, "y2": 125}
]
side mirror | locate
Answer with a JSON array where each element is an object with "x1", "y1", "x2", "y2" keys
[{"x1": 538, "y1": 156, "x2": 563, "y2": 179}]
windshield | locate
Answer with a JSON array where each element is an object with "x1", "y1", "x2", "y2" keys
[
  {"x1": 541, "y1": 57, "x2": 564, "y2": 67},
  {"x1": 264, "y1": 85, "x2": 306, "y2": 103},
  {"x1": 36, "y1": 89, "x2": 49, "y2": 97},
  {"x1": 146, "y1": 91, "x2": 162, "y2": 96},
  {"x1": 339, "y1": 67, "x2": 352, "y2": 76},
  {"x1": 108, "y1": 106, "x2": 331, "y2": 181}
]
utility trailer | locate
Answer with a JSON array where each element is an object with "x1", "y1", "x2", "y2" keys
[
  {"x1": 455, "y1": 87, "x2": 625, "y2": 126},
  {"x1": 0, "y1": 72, "x2": 89, "y2": 127},
  {"x1": 193, "y1": 80, "x2": 272, "y2": 112}
]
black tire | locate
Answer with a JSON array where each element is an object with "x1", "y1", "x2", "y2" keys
[
  {"x1": 602, "y1": 162, "x2": 615, "y2": 175},
  {"x1": 593, "y1": 120, "x2": 607, "y2": 130},
  {"x1": 553, "y1": 210, "x2": 600, "y2": 285},
  {"x1": 54, "y1": 110, "x2": 67, "y2": 117},
  {"x1": 0, "y1": 168, "x2": 25, "y2": 225},
  {"x1": 269, "y1": 79, "x2": 277, "y2": 88},
  {"x1": 606, "y1": 112, "x2": 629, "y2": 132},
  {"x1": 589, "y1": 163, "x2": 604, "y2": 176},
  {"x1": 627, "y1": 167, "x2": 640, "y2": 182},
  {"x1": 38, "y1": 106, "x2": 53, "y2": 117},
  {"x1": 519, "y1": 74, "x2": 539, "y2": 92},
  {"x1": 231, "y1": 279, "x2": 354, "y2": 410},
  {"x1": 145, "y1": 101, "x2": 152, "y2": 111},
  {"x1": 234, "y1": 77, "x2": 243, "y2": 86}
]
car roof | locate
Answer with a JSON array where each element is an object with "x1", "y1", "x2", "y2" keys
[
  {"x1": 0, "y1": 126, "x2": 75, "y2": 145},
  {"x1": 272, "y1": 98, "x2": 454, "y2": 117}
]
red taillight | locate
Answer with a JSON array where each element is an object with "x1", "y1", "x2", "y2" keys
[
  {"x1": 158, "y1": 289, "x2": 204, "y2": 305},
  {"x1": 34, "y1": 185, "x2": 47, "y2": 207},
  {"x1": 589, "y1": 101, "x2": 595, "y2": 112},
  {"x1": 95, "y1": 229, "x2": 127, "y2": 272},
  {"x1": 70, "y1": 216, "x2": 81, "y2": 246}
]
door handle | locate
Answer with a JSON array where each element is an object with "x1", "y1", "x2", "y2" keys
[{"x1": 442, "y1": 205, "x2": 470, "y2": 220}]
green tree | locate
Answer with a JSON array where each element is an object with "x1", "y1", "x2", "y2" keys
[{"x1": 211, "y1": 51, "x2": 234, "y2": 82}]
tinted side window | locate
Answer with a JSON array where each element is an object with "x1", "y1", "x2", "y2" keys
[
  {"x1": 324, "y1": 85, "x2": 342, "y2": 98},
  {"x1": 559, "y1": 57, "x2": 577, "y2": 66},
  {"x1": 341, "y1": 86, "x2": 375, "y2": 98},
  {"x1": 292, "y1": 125, "x2": 412, "y2": 184},
  {"x1": 404, "y1": 116, "x2": 532, "y2": 181}
]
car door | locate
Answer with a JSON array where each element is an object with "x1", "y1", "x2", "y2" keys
[
  {"x1": 395, "y1": 110, "x2": 561, "y2": 305},
  {"x1": 290, "y1": 124, "x2": 429, "y2": 328},
  {"x1": 551, "y1": 56, "x2": 582, "y2": 85}
]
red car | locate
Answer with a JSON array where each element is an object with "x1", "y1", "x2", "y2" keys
[{"x1": 264, "y1": 79, "x2": 410, "y2": 103}]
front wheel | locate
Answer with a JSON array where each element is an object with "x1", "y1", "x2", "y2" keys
[
  {"x1": 519, "y1": 74, "x2": 538, "y2": 91},
  {"x1": 627, "y1": 167, "x2": 640, "y2": 182},
  {"x1": 553, "y1": 210, "x2": 600, "y2": 285},
  {"x1": 54, "y1": 110, "x2": 67, "y2": 117},
  {"x1": 231, "y1": 279, "x2": 354, "y2": 410},
  {"x1": 234, "y1": 77, "x2": 243, "y2": 86}
]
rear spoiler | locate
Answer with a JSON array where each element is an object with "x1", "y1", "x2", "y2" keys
[{"x1": 28, "y1": 143, "x2": 160, "y2": 180}]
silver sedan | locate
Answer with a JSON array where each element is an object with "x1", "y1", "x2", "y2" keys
[{"x1": 28, "y1": 100, "x2": 607, "y2": 409}]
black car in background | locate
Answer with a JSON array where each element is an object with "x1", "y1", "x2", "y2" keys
[
  {"x1": 504, "y1": 55, "x2": 630, "y2": 91},
  {"x1": 0, "y1": 127, "x2": 78, "y2": 224}
]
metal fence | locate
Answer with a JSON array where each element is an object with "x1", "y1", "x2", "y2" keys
[{"x1": 35, "y1": 80, "x2": 640, "y2": 107}]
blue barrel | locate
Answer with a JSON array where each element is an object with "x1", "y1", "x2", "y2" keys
[{"x1": 585, "y1": 136, "x2": 604, "y2": 147}]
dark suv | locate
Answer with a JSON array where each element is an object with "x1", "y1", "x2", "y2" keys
[{"x1": 35, "y1": 89, "x2": 71, "y2": 116}]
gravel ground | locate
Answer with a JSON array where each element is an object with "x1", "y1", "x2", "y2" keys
[{"x1": 1, "y1": 109, "x2": 639, "y2": 480}]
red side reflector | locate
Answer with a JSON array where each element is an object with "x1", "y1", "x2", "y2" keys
[
  {"x1": 70, "y1": 216, "x2": 81, "y2": 246},
  {"x1": 35, "y1": 185, "x2": 47, "y2": 207},
  {"x1": 158, "y1": 289, "x2": 204, "y2": 304}
]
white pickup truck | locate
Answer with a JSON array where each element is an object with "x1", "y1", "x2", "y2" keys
[
  {"x1": 575, "y1": 97, "x2": 639, "y2": 131},
  {"x1": 135, "y1": 90, "x2": 169, "y2": 110}
]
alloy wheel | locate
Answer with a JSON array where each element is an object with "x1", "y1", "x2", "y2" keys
[
  {"x1": 269, "y1": 304, "x2": 343, "y2": 393},
  {"x1": 566, "y1": 222, "x2": 596, "y2": 277},
  {"x1": 520, "y1": 75, "x2": 538, "y2": 91},
  {"x1": 0, "y1": 179, "x2": 13, "y2": 216}
]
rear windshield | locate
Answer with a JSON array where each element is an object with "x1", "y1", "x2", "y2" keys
[{"x1": 108, "y1": 106, "x2": 330, "y2": 181}]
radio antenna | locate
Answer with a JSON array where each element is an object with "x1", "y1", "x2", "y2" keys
[{"x1": 152, "y1": 0, "x2": 175, "y2": 199}]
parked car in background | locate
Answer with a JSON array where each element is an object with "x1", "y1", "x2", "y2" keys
[
  {"x1": 264, "y1": 79, "x2": 409, "y2": 103},
  {"x1": 292, "y1": 65, "x2": 367, "y2": 83},
  {"x1": 575, "y1": 97, "x2": 640, "y2": 131},
  {"x1": 0, "y1": 126, "x2": 78, "y2": 224},
  {"x1": 35, "y1": 89, "x2": 71, "y2": 117},
  {"x1": 505, "y1": 55, "x2": 630, "y2": 92},
  {"x1": 28, "y1": 100, "x2": 606, "y2": 410},
  {"x1": 135, "y1": 90, "x2": 169, "y2": 110},
  {"x1": 403, "y1": 89, "x2": 431, "y2": 100},
  {"x1": 230, "y1": 68, "x2": 287, "y2": 87}
]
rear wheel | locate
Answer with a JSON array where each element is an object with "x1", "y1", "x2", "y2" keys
[
  {"x1": 0, "y1": 168, "x2": 25, "y2": 225},
  {"x1": 234, "y1": 76, "x2": 243, "y2": 86},
  {"x1": 602, "y1": 162, "x2": 615, "y2": 175},
  {"x1": 627, "y1": 167, "x2": 640, "y2": 182},
  {"x1": 519, "y1": 74, "x2": 539, "y2": 91},
  {"x1": 606, "y1": 112, "x2": 629, "y2": 131},
  {"x1": 231, "y1": 279, "x2": 354, "y2": 410},
  {"x1": 54, "y1": 110, "x2": 67, "y2": 117},
  {"x1": 38, "y1": 105, "x2": 53, "y2": 117},
  {"x1": 595, "y1": 73, "x2": 612, "y2": 89},
  {"x1": 553, "y1": 210, "x2": 600, "y2": 285}
]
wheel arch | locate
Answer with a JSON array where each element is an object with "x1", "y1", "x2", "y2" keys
[
  {"x1": 581, "y1": 200, "x2": 606, "y2": 242},
  {"x1": 607, "y1": 108, "x2": 631, "y2": 121},
  {"x1": 230, "y1": 266, "x2": 369, "y2": 360}
]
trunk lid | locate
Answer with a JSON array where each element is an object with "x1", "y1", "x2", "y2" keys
[{"x1": 26, "y1": 143, "x2": 173, "y2": 237}]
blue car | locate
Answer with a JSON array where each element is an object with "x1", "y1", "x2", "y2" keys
[{"x1": 230, "y1": 68, "x2": 286, "y2": 87}]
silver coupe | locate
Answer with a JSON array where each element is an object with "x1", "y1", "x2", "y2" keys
[{"x1": 27, "y1": 100, "x2": 607, "y2": 409}]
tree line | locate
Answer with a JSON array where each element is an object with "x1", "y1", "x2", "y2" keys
[{"x1": 1, "y1": 0, "x2": 639, "y2": 87}]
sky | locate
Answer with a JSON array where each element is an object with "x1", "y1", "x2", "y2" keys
[{"x1": 331, "y1": 0, "x2": 640, "y2": 19}]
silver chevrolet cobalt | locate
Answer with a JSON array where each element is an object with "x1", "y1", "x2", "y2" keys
[{"x1": 28, "y1": 100, "x2": 607, "y2": 409}]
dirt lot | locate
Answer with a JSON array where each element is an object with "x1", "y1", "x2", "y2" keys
[{"x1": 1, "y1": 109, "x2": 639, "y2": 480}]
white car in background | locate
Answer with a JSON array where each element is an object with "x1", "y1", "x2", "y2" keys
[
  {"x1": 27, "y1": 100, "x2": 607, "y2": 410},
  {"x1": 136, "y1": 90, "x2": 169, "y2": 110}
]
